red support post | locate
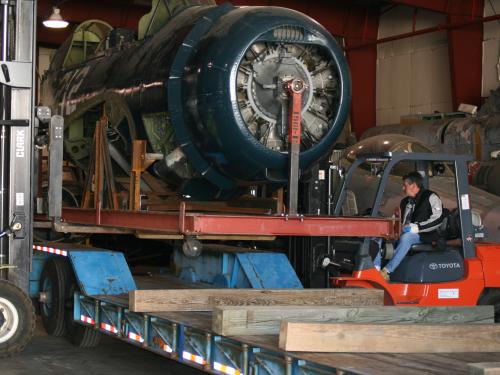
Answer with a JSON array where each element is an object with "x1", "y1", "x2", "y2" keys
[
  {"x1": 344, "y1": 6, "x2": 380, "y2": 139},
  {"x1": 447, "y1": 0, "x2": 484, "y2": 110}
]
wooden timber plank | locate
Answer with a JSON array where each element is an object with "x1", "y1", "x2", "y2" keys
[
  {"x1": 128, "y1": 288, "x2": 384, "y2": 312},
  {"x1": 279, "y1": 322, "x2": 500, "y2": 353},
  {"x1": 212, "y1": 305, "x2": 494, "y2": 336},
  {"x1": 209, "y1": 292, "x2": 384, "y2": 308},
  {"x1": 468, "y1": 362, "x2": 500, "y2": 375},
  {"x1": 230, "y1": 334, "x2": 500, "y2": 375},
  {"x1": 152, "y1": 311, "x2": 212, "y2": 331}
]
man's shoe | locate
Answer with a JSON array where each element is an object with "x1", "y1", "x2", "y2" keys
[{"x1": 380, "y1": 267, "x2": 390, "y2": 281}]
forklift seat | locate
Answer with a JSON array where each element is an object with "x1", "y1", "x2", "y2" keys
[
  {"x1": 410, "y1": 243, "x2": 461, "y2": 252},
  {"x1": 408, "y1": 208, "x2": 461, "y2": 253},
  {"x1": 409, "y1": 243, "x2": 439, "y2": 252}
]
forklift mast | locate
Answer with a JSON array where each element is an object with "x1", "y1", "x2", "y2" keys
[{"x1": 0, "y1": 0, "x2": 36, "y2": 290}]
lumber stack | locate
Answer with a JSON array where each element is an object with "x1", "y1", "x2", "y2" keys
[{"x1": 129, "y1": 288, "x2": 499, "y2": 354}]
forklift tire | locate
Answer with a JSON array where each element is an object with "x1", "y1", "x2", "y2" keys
[
  {"x1": 39, "y1": 257, "x2": 71, "y2": 336},
  {"x1": 64, "y1": 282, "x2": 101, "y2": 348},
  {"x1": 478, "y1": 289, "x2": 500, "y2": 323},
  {"x1": 0, "y1": 280, "x2": 36, "y2": 357}
]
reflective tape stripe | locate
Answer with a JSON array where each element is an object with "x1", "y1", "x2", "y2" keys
[
  {"x1": 182, "y1": 351, "x2": 206, "y2": 365},
  {"x1": 33, "y1": 244, "x2": 68, "y2": 257},
  {"x1": 152, "y1": 336, "x2": 173, "y2": 353},
  {"x1": 161, "y1": 344, "x2": 173, "y2": 353},
  {"x1": 214, "y1": 362, "x2": 241, "y2": 375},
  {"x1": 100, "y1": 322, "x2": 118, "y2": 334},
  {"x1": 80, "y1": 315, "x2": 95, "y2": 325},
  {"x1": 128, "y1": 332, "x2": 144, "y2": 343}
]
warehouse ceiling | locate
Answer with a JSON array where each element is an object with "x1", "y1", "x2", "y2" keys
[
  {"x1": 37, "y1": 0, "x2": 487, "y2": 46},
  {"x1": 39, "y1": 0, "x2": 454, "y2": 46}
]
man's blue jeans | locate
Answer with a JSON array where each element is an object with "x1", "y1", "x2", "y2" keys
[{"x1": 374, "y1": 232, "x2": 421, "y2": 273}]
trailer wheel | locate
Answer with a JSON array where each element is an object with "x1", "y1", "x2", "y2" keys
[
  {"x1": 39, "y1": 257, "x2": 71, "y2": 336},
  {"x1": 478, "y1": 289, "x2": 500, "y2": 323},
  {"x1": 0, "y1": 280, "x2": 36, "y2": 357},
  {"x1": 64, "y1": 283, "x2": 101, "y2": 348}
]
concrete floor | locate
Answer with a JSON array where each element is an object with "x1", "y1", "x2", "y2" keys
[{"x1": 0, "y1": 319, "x2": 205, "y2": 375}]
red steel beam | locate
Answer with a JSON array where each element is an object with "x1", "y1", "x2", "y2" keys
[
  {"x1": 61, "y1": 208, "x2": 398, "y2": 238},
  {"x1": 345, "y1": 14, "x2": 500, "y2": 51},
  {"x1": 389, "y1": 0, "x2": 486, "y2": 16},
  {"x1": 388, "y1": 0, "x2": 450, "y2": 13}
]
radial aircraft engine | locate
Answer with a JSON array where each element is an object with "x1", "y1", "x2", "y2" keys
[{"x1": 41, "y1": 0, "x2": 351, "y2": 199}]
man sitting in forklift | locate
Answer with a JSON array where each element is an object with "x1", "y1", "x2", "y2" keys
[{"x1": 374, "y1": 171, "x2": 444, "y2": 281}]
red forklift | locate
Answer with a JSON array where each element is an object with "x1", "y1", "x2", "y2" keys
[{"x1": 325, "y1": 152, "x2": 500, "y2": 320}]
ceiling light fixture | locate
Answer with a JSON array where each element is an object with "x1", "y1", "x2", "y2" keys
[{"x1": 43, "y1": 7, "x2": 69, "y2": 29}]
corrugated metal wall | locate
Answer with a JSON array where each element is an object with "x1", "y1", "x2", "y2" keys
[
  {"x1": 483, "y1": 0, "x2": 500, "y2": 97},
  {"x1": 377, "y1": 1, "x2": 499, "y2": 126},
  {"x1": 376, "y1": 6, "x2": 453, "y2": 125}
]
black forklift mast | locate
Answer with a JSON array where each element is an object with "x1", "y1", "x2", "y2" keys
[
  {"x1": 288, "y1": 158, "x2": 333, "y2": 288},
  {"x1": 0, "y1": 0, "x2": 38, "y2": 357},
  {"x1": 0, "y1": 0, "x2": 36, "y2": 290}
]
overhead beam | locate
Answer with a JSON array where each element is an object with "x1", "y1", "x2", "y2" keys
[
  {"x1": 345, "y1": 14, "x2": 500, "y2": 51},
  {"x1": 388, "y1": 0, "x2": 450, "y2": 13},
  {"x1": 389, "y1": 0, "x2": 486, "y2": 16}
]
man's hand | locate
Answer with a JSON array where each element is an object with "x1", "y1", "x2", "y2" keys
[{"x1": 403, "y1": 223, "x2": 419, "y2": 234}]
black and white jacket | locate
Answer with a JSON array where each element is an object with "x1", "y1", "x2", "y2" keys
[{"x1": 400, "y1": 189, "x2": 444, "y2": 234}]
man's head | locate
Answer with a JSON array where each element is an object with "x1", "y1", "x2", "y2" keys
[{"x1": 402, "y1": 171, "x2": 423, "y2": 198}]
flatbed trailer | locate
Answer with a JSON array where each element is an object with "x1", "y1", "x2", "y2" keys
[
  {"x1": 81, "y1": 294, "x2": 500, "y2": 375},
  {"x1": 31, "y1": 245, "x2": 500, "y2": 375}
]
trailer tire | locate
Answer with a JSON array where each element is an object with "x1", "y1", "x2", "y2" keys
[
  {"x1": 68, "y1": 322, "x2": 101, "y2": 348},
  {"x1": 65, "y1": 283, "x2": 101, "y2": 348},
  {"x1": 39, "y1": 257, "x2": 71, "y2": 336},
  {"x1": 478, "y1": 288, "x2": 500, "y2": 323},
  {"x1": 0, "y1": 280, "x2": 36, "y2": 357}
]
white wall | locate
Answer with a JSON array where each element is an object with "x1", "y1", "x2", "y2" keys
[
  {"x1": 376, "y1": 6, "x2": 453, "y2": 125},
  {"x1": 483, "y1": 0, "x2": 500, "y2": 97}
]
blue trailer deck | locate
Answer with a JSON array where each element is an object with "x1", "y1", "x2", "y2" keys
[
  {"x1": 31, "y1": 245, "x2": 500, "y2": 375},
  {"x1": 73, "y1": 287, "x2": 500, "y2": 375}
]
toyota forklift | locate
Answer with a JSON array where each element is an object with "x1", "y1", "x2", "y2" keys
[{"x1": 326, "y1": 152, "x2": 500, "y2": 321}]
